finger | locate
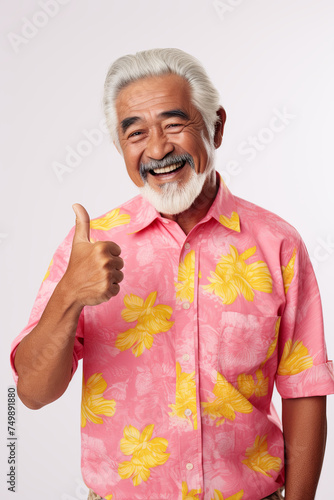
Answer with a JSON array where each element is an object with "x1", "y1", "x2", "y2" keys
[
  {"x1": 112, "y1": 269, "x2": 124, "y2": 284},
  {"x1": 105, "y1": 241, "x2": 122, "y2": 257},
  {"x1": 72, "y1": 203, "x2": 91, "y2": 244},
  {"x1": 113, "y1": 256, "x2": 124, "y2": 270},
  {"x1": 109, "y1": 283, "x2": 120, "y2": 297},
  {"x1": 104, "y1": 256, "x2": 124, "y2": 271}
]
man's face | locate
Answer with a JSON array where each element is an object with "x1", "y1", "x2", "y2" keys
[{"x1": 115, "y1": 74, "x2": 217, "y2": 214}]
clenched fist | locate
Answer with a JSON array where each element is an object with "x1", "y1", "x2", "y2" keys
[{"x1": 62, "y1": 203, "x2": 124, "y2": 307}]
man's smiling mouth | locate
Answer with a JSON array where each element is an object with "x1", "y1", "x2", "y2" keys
[
  {"x1": 140, "y1": 154, "x2": 194, "y2": 181},
  {"x1": 150, "y1": 160, "x2": 186, "y2": 176}
]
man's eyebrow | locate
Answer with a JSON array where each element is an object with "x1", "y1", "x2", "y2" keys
[
  {"x1": 120, "y1": 116, "x2": 140, "y2": 134},
  {"x1": 159, "y1": 109, "x2": 189, "y2": 120}
]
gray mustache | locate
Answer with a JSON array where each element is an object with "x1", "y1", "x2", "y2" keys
[{"x1": 140, "y1": 154, "x2": 194, "y2": 180}]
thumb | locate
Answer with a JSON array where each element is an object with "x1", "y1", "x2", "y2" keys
[{"x1": 72, "y1": 203, "x2": 91, "y2": 243}]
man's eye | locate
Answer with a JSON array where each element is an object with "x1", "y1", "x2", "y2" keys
[
  {"x1": 128, "y1": 131, "x2": 142, "y2": 138},
  {"x1": 166, "y1": 123, "x2": 183, "y2": 129}
]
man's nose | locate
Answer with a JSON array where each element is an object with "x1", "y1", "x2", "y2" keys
[{"x1": 145, "y1": 127, "x2": 174, "y2": 160}]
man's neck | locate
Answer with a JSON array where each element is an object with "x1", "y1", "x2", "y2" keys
[{"x1": 161, "y1": 171, "x2": 219, "y2": 235}]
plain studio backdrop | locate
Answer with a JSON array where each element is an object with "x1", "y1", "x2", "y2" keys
[{"x1": 1, "y1": 1, "x2": 333, "y2": 498}]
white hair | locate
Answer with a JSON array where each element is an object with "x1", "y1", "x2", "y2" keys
[{"x1": 103, "y1": 48, "x2": 221, "y2": 150}]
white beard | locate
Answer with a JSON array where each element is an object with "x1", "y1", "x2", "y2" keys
[
  {"x1": 139, "y1": 140, "x2": 215, "y2": 215},
  {"x1": 138, "y1": 169, "x2": 207, "y2": 215}
]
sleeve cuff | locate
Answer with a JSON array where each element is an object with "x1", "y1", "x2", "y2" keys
[
  {"x1": 9, "y1": 323, "x2": 38, "y2": 385},
  {"x1": 276, "y1": 360, "x2": 334, "y2": 398},
  {"x1": 10, "y1": 344, "x2": 20, "y2": 385}
]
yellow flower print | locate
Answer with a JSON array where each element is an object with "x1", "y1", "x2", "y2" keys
[
  {"x1": 105, "y1": 495, "x2": 113, "y2": 500},
  {"x1": 175, "y1": 250, "x2": 195, "y2": 303},
  {"x1": 201, "y1": 372, "x2": 253, "y2": 426},
  {"x1": 211, "y1": 489, "x2": 244, "y2": 500},
  {"x1": 219, "y1": 211, "x2": 240, "y2": 232},
  {"x1": 90, "y1": 208, "x2": 130, "y2": 230},
  {"x1": 281, "y1": 248, "x2": 297, "y2": 294},
  {"x1": 202, "y1": 245, "x2": 272, "y2": 304},
  {"x1": 168, "y1": 362, "x2": 197, "y2": 429},
  {"x1": 118, "y1": 424, "x2": 170, "y2": 486},
  {"x1": 182, "y1": 480, "x2": 201, "y2": 499},
  {"x1": 237, "y1": 374, "x2": 254, "y2": 399},
  {"x1": 43, "y1": 258, "x2": 53, "y2": 281},
  {"x1": 115, "y1": 292, "x2": 174, "y2": 356},
  {"x1": 115, "y1": 325, "x2": 157, "y2": 357},
  {"x1": 237, "y1": 369, "x2": 269, "y2": 399},
  {"x1": 81, "y1": 373, "x2": 116, "y2": 428},
  {"x1": 277, "y1": 339, "x2": 313, "y2": 375},
  {"x1": 121, "y1": 292, "x2": 173, "y2": 331},
  {"x1": 242, "y1": 435, "x2": 281, "y2": 477},
  {"x1": 261, "y1": 317, "x2": 281, "y2": 367}
]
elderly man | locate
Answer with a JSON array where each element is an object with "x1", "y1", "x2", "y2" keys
[{"x1": 11, "y1": 49, "x2": 334, "y2": 500}]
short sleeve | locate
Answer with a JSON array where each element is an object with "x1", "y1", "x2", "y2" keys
[
  {"x1": 275, "y1": 236, "x2": 334, "y2": 398},
  {"x1": 10, "y1": 227, "x2": 84, "y2": 384}
]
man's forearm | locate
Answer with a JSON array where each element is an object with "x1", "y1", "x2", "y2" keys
[
  {"x1": 282, "y1": 396, "x2": 327, "y2": 500},
  {"x1": 15, "y1": 277, "x2": 83, "y2": 409}
]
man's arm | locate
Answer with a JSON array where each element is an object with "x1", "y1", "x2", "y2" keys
[
  {"x1": 14, "y1": 204, "x2": 124, "y2": 409},
  {"x1": 282, "y1": 396, "x2": 327, "y2": 500},
  {"x1": 15, "y1": 279, "x2": 83, "y2": 409}
]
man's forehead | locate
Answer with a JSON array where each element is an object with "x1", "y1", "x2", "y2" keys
[{"x1": 116, "y1": 74, "x2": 192, "y2": 113}]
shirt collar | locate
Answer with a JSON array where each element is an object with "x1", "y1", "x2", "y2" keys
[
  {"x1": 128, "y1": 172, "x2": 241, "y2": 234},
  {"x1": 126, "y1": 195, "x2": 161, "y2": 234},
  {"x1": 203, "y1": 172, "x2": 241, "y2": 232}
]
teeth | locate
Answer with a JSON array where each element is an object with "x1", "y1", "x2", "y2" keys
[{"x1": 152, "y1": 161, "x2": 183, "y2": 174}]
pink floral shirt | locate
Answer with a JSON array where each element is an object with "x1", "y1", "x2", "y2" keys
[{"x1": 11, "y1": 175, "x2": 334, "y2": 500}]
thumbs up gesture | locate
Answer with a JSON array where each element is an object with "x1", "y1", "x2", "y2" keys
[{"x1": 63, "y1": 204, "x2": 124, "y2": 307}]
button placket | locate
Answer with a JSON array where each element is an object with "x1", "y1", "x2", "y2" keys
[{"x1": 174, "y1": 238, "x2": 203, "y2": 493}]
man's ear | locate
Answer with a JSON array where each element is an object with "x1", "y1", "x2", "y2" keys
[{"x1": 213, "y1": 107, "x2": 227, "y2": 149}]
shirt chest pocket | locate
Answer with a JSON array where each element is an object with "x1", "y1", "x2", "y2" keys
[{"x1": 218, "y1": 312, "x2": 281, "y2": 380}]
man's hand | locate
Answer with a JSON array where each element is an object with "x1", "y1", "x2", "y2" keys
[{"x1": 63, "y1": 203, "x2": 124, "y2": 306}]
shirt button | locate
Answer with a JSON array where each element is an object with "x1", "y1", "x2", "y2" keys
[
  {"x1": 182, "y1": 302, "x2": 190, "y2": 310},
  {"x1": 183, "y1": 353, "x2": 190, "y2": 362},
  {"x1": 185, "y1": 242, "x2": 190, "y2": 249},
  {"x1": 184, "y1": 408, "x2": 192, "y2": 417},
  {"x1": 186, "y1": 462, "x2": 194, "y2": 471}
]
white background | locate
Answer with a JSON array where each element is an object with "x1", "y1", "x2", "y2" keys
[{"x1": 1, "y1": 1, "x2": 334, "y2": 498}]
